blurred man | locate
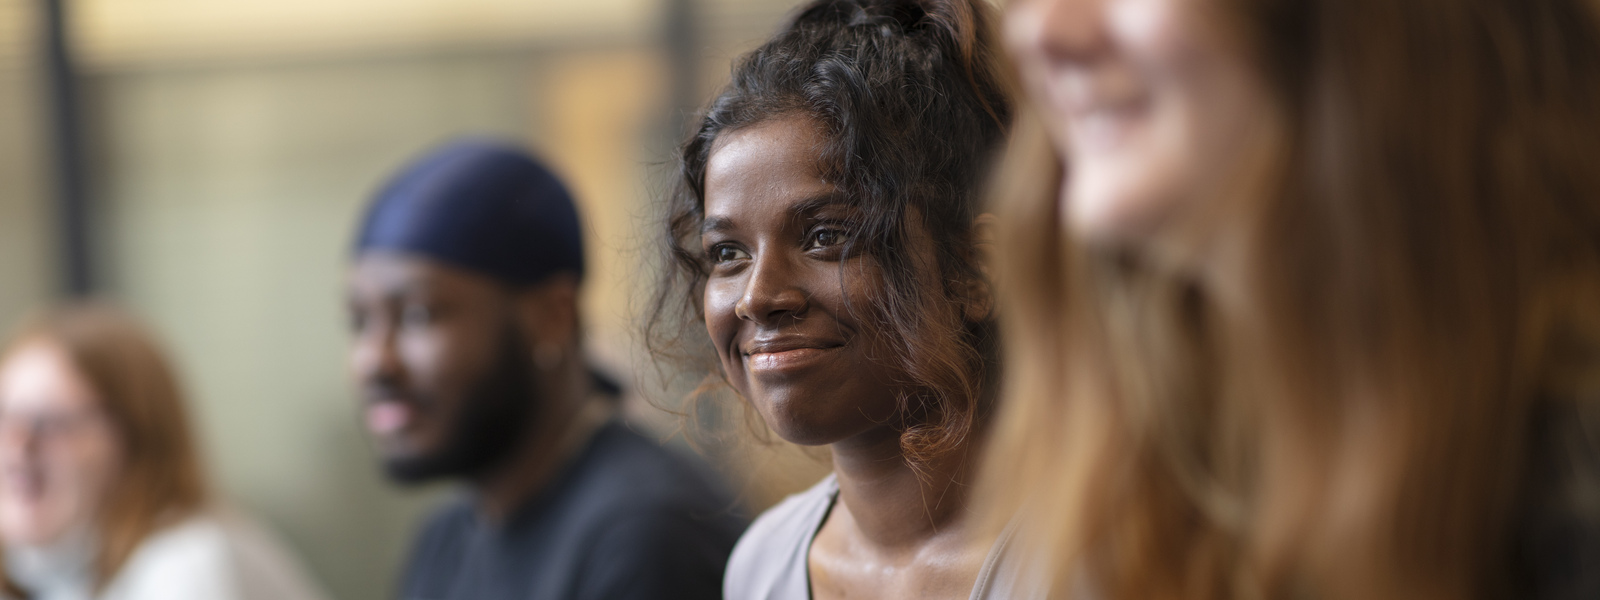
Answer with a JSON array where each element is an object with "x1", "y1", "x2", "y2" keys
[{"x1": 345, "y1": 140, "x2": 744, "y2": 600}]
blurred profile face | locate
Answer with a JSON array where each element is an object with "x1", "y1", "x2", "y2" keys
[
  {"x1": 1006, "y1": 0, "x2": 1279, "y2": 246},
  {"x1": 701, "y1": 116, "x2": 914, "y2": 447},
  {"x1": 346, "y1": 255, "x2": 537, "y2": 483},
  {"x1": 0, "y1": 340, "x2": 122, "y2": 547}
]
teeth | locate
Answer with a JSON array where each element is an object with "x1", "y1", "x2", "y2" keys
[
  {"x1": 1055, "y1": 66, "x2": 1145, "y2": 115},
  {"x1": 1076, "y1": 111, "x2": 1120, "y2": 148}
]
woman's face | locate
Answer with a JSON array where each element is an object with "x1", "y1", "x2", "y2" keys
[
  {"x1": 1007, "y1": 0, "x2": 1280, "y2": 247},
  {"x1": 0, "y1": 341, "x2": 122, "y2": 547},
  {"x1": 701, "y1": 116, "x2": 911, "y2": 448}
]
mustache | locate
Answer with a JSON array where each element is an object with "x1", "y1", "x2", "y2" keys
[{"x1": 362, "y1": 379, "x2": 422, "y2": 405}]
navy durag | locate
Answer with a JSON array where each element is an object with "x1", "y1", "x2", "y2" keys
[
  {"x1": 355, "y1": 139, "x2": 584, "y2": 285},
  {"x1": 353, "y1": 139, "x2": 622, "y2": 396}
]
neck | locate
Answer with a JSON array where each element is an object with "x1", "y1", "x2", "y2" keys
[
  {"x1": 473, "y1": 361, "x2": 613, "y2": 520},
  {"x1": 5, "y1": 524, "x2": 98, "y2": 592},
  {"x1": 829, "y1": 420, "x2": 980, "y2": 551}
]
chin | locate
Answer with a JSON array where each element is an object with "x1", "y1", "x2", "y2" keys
[
  {"x1": 765, "y1": 421, "x2": 841, "y2": 447},
  {"x1": 381, "y1": 453, "x2": 448, "y2": 485},
  {"x1": 0, "y1": 512, "x2": 64, "y2": 546},
  {"x1": 1065, "y1": 174, "x2": 1180, "y2": 249},
  {"x1": 754, "y1": 398, "x2": 881, "y2": 448},
  {"x1": 749, "y1": 398, "x2": 839, "y2": 447}
]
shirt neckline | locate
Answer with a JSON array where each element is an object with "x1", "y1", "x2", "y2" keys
[{"x1": 800, "y1": 474, "x2": 1016, "y2": 600}]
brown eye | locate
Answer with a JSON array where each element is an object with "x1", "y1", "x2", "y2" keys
[
  {"x1": 710, "y1": 244, "x2": 751, "y2": 264},
  {"x1": 806, "y1": 227, "x2": 847, "y2": 250}
]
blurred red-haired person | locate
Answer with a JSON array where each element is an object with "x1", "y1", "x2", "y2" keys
[{"x1": 0, "y1": 303, "x2": 328, "y2": 600}]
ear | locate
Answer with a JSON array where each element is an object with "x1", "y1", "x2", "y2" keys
[
  {"x1": 961, "y1": 213, "x2": 999, "y2": 322},
  {"x1": 511, "y1": 273, "x2": 581, "y2": 352}
]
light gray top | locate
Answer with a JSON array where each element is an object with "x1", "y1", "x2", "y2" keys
[
  {"x1": 724, "y1": 474, "x2": 1043, "y2": 600},
  {"x1": 3, "y1": 508, "x2": 329, "y2": 600}
]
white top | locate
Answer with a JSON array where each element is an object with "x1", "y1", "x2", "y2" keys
[
  {"x1": 724, "y1": 474, "x2": 1044, "y2": 600},
  {"x1": 5, "y1": 509, "x2": 329, "y2": 600}
]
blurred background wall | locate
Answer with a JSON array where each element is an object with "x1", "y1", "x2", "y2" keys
[
  {"x1": 1, "y1": 0, "x2": 54, "y2": 324},
  {"x1": 0, "y1": 1, "x2": 832, "y2": 599}
]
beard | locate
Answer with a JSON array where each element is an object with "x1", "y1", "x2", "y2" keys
[{"x1": 383, "y1": 326, "x2": 540, "y2": 484}]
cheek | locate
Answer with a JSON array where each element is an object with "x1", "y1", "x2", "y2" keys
[
  {"x1": 1109, "y1": 0, "x2": 1194, "y2": 65},
  {"x1": 3, "y1": 431, "x2": 122, "y2": 544},
  {"x1": 1069, "y1": 1, "x2": 1265, "y2": 243},
  {"x1": 66, "y1": 430, "x2": 123, "y2": 500},
  {"x1": 702, "y1": 279, "x2": 747, "y2": 382},
  {"x1": 399, "y1": 328, "x2": 468, "y2": 396},
  {"x1": 832, "y1": 263, "x2": 885, "y2": 336},
  {"x1": 397, "y1": 328, "x2": 480, "y2": 444}
]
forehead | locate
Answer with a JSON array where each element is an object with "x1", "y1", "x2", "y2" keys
[
  {"x1": 347, "y1": 252, "x2": 505, "y2": 301},
  {"x1": 703, "y1": 115, "x2": 835, "y2": 223},
  {"x1": 0, "y1": 340, "x2": 99, "y2": 412}
]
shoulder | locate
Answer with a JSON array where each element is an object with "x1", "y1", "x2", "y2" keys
[
  {"x1": 108, "y1": 514, "x2": 233, "y2": 596},
  {"x1": 579, "y1": 423, "x2": 733, "y2": 503},
  {"x1": 970, "y1": 520, "x2": 1053, "y2": 600},
  {"x1": 536, "y1": 426, "x2": 749, "y2": 600},
  {"x1": 567, "y1": 503, "x2": 741, "y2": 600},
  {"x1": 724, "y1": 474, "x2": 838, "y2": 600},
  {"x1": 103, "y1": 510, "x2": 327, "y2": 600},
  {"x1": 562, "y1": 423, "x2": 748, "y2": 533},
  {"x1": 411, "y1": 494, "x2": 476, "y2": 548},
  {"x1": 398, "y1": 494, "x2": 476, "y2": 595}
]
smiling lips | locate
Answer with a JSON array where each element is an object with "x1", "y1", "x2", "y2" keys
[
  {"x1": 1042, "y1": 67, "x2": 1152, "y2": 151},
  {"x1": 366, "y1": 401, "x2": 414, "y2": 436},
  {"x1": 742, "y1": 339, "x2": 844, "y2": 373}
]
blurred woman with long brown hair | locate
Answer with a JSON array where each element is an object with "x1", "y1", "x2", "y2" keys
[
  {"x1": 981, "y1": 0, "x2": 1600, "y2": 598},
  {"x1": 0, "y1": 303, "x2": 327, "y2": 600}
]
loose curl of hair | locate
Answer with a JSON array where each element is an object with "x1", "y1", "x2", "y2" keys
[{"x1": 646, "y1": 0, "x2": 1011, "y2": 470}]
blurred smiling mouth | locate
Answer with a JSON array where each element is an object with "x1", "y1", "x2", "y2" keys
[
  {"x1": 365, "y1": 399, "x2": 418, "y2": 436},
  {"x1": 1046, "y1": 68, "x2": 1152, "y2": 149}
]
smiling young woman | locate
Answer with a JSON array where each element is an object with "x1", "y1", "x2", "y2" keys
[
  {"x1": 646, "y1": 0, "x2": 1022, "y2": 598},
  {"x1": 980, "y1": 0, "x2": 1600, "y2": 598}
]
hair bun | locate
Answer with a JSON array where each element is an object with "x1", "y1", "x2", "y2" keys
[{"x1": 791, "y1": 0, "x2": 981, "y2": 41}]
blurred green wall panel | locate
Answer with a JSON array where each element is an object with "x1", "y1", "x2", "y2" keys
[{"x1": 0, "y1": 0, "x2": 55, "y2": 333}]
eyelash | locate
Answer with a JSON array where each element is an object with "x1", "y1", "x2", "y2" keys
[
  {"x1": 805, "y1": 225, "x2": 849, "y2": 251},
  {"x1": 705, "y1": 224, "x2": 853, "y2": 265},
  {"x1": 708, "y1": 244, "x2": 749, "y2": 264}
]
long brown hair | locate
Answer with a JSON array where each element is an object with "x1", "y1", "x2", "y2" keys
[
  {"x1": 1, "y1": 303, "x2": 208, "y2": 592},
  {"x1": 981, "y1": 0, "x2": 1600, "y2": 597}
]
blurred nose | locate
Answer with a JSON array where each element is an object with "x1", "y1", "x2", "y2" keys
[
  {"x1": 350, "y1": 319, "x2": 403, "y2": 388},
  {"x1": 734, "y1": 250, "x2": 809, "y2": 325},
  {"x1": 1008, "y1": 0, "x2": 1112, "y2": 63},
  {"x1": 0, "y1": 418, "x2": 43, "y2": 464}
]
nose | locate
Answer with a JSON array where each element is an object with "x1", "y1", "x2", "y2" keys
[
  {"x1": 734, "y1": 250, "x2": 809, "y2": 325},
  {"x1": 0, "y1": 417, "x2": 43, "y2": 462},
  {"x1": 1007, "y1": 0, "x2": 1111, "y2": 63},
  {"x1": 350, "y1": 319, "x2": 403, "y2": 389}
]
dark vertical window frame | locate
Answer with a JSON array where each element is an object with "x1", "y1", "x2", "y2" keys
[{"x1": 40, "y1": 0, "x2": 93, "y2": 297}]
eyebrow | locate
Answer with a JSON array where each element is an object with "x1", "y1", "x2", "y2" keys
[
  {"x1": 786, "y1": 193, "x2": 851, "y2": 223},
  {"x1": 702, "y1": 216, "x2": 735, "y2": 235},
  {"x1": 700, "y1": 192, "x2": 850, "y2": 236}
]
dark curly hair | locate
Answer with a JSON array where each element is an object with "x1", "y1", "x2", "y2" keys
[{"x1": 646, "y1": 0, "x2": 1012, "y2": 469}]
